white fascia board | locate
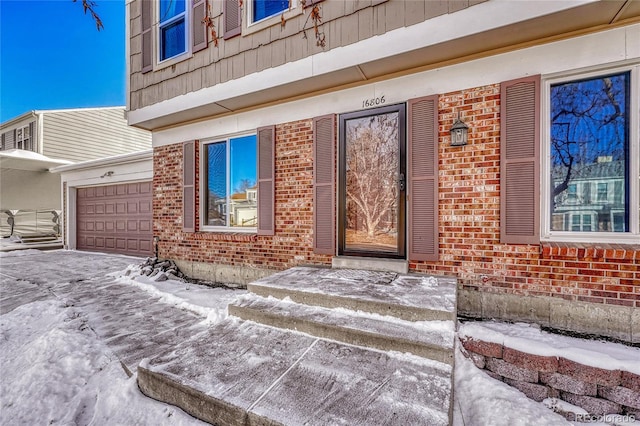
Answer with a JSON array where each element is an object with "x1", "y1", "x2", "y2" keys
[
  {"x1": 0, "y1": 111, "x2": 37, "y2": 130},
  {"x1": 50, "y1": 150, "x2": 153, "y2": 173},
  {"x1": 311, "y1": 0, "x2": 595, "y2": 76},
  {"x1": 129, "y1": 0, "x2": 596, "y2": 128},
  {"x1": 59, "y1": 157, "x2": 153, "y2": 187},
  {"x1": 154, "y1": 23, "x2": 639, "y2": 147}
]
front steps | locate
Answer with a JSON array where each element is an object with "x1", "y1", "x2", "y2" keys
[
  {"x1": 138, "y1": 266, "x2": 458, "y2": 425},
  {"x1": 230, "y1": 267, "x2": 456, "y2": 365}
]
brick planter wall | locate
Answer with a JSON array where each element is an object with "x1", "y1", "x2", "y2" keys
[{"x1": 461, "y1": 337, "x2": 640, "y2": 418}]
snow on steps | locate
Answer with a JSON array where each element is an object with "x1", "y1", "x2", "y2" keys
[
  {"x1": 137, "y1": 266, "x2": 458, "y2": 425},
  {"x1": 248, "y1": 266, "x2": 457, "y2": 322},
  {"x1": 138, "y1": 320, "x2": 453, "y2": 426},
  {"x1": 229, "y1": 294, "x2": 456, "y2": 365}
]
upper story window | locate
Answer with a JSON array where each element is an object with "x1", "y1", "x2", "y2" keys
[
  {"x1": 251, "y1": 0, "x2": 289, "y2": 23},
  {"x1": 203, "y1": 134, "x2": 258, "y2": 230},
  {"x1": 544, "y1": 67, "x2": 638, "y2": 241},
  {"x1": 158, "y1": 0, "x2": 187, "y2": 62},
  {"x1": 17, "y1": 125, "x2": 31, "y2": 150}
]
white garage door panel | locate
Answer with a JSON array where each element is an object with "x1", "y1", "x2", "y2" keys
[{"x1": 77, "y1": 182, "x2": 153, "y2": 257}]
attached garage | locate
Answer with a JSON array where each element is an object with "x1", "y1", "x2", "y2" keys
[
  {"x1": 51, "y1": 150, "x2": 154, "y2": 258},
  {"x1": 77, "y1": 182, "x2": 152, "y2": 256}
]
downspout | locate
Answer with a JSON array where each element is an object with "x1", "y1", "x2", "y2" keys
[{"x1": 37, "y1": 111, "x2": 44, "y2": 155}]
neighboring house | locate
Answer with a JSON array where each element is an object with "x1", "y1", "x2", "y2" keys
[
  {"x1": 125, "y1": 0, "x2": 639, "y2": 343},
  {"x1": 0, "y1": 107, "x2": 151, "y2": 242}
]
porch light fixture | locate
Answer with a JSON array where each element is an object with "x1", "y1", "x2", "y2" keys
[{"x1": 450, "y1": 112, "x2": 469, "y2": 147}]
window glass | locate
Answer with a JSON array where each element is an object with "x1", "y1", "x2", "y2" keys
[
  {"x1": 206, "y1": 142, "x2": 227, "y2": 226},
  {"x1": 549, "y1": 72, "x2": 629, "y2": 233},
  {"x1": 253, "y1": 0, "x2": 289, "y2": 22},
  {"x1": 205, "y1": 135, "x2": 257, "y2": 229},
  {"x1": 158, "y1": 0, "x2": 187, "y2": 61},
  {"x1": 160, "y1": 0, "x2": 185, "y2": 21}
]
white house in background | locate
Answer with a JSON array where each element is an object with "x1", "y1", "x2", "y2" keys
[{"x1": 0, "y1": 107, "x2": 151, "y2": 242}]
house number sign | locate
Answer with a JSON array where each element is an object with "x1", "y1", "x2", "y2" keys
[{"x1": 362, "y1": 95, "x2": 386, "y2": 109}]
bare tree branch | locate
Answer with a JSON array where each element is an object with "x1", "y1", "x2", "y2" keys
[{"x1": 73, "y1": 0, "x2": 104, "y2": 31}]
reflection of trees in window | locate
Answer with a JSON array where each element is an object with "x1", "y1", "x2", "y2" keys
[
  {"x1": 207, "y1": 142, "x2": 227, "y2": 226},
  {"x1": 345, "y1": 112, "x2": 398, "y2": 239},
  {"x1": 204, "y1": 135, "x2": 257, "y2": 228},
  {"x1": 550, "y1": 72, "x2": 629, "y2": 232}
]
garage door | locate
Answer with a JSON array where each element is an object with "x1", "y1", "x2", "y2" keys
[{"x1": 77, "y1": 182, "x2": 153, "y2": 256}]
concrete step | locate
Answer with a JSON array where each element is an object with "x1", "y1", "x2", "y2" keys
[
  {"x1": 16, "y1": 234, "x2": 59, "y2": 243},
  {"x1": 138, "y1": 319, "x2": 453, "y2": 426},
  {"x1": 138, "y1": 266, "x2": 457, "y2": 425},
  {"x1": 229, "y1": 294, "x2": 455, "y2": 365},
  {"x1": 248, "y1": 266, "x2": 457, "y2": 322}
]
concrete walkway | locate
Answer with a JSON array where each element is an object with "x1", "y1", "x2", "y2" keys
[
  {"x1": 1, "y1": 251, "x2": 455, "y2": 425},
  {"x1": 0, "y1": 250, "x2": 208, "y2": 376}
]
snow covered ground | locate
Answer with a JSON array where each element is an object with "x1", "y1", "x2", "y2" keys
[{"x1": 1, "y1": 249, "x2": 637, "y2": 425}]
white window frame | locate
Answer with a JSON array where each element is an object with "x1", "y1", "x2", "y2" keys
[
  {"x1": 541, "y1": 63, "x2": 640, "y2": 243},
  {"x1": 157, "y1": 0, "x2": 190, "y2": 66},
  {"x1": 200, "y1": 133, "x2": 258, "y2": 233},
  {"x1": 16, "y1": 125, "x2": 31, "y2": 151},
  {"x1": 243, "y1": 0, "x2": 301, "y2": 36}
]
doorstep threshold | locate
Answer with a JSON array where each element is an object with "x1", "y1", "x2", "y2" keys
[{"x1": 332, "y1": 256, "x2": 408, "y2": 274}]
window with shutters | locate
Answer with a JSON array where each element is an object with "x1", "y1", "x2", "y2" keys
[
  {"x1": 142, "y1": 0, "x2": 207, "y2": 72},
  {"x1": 542, "y1": 65, "x2": 639, "y2": 242},
  {"x1": 158, "y1": 0, "x2": 188, "y2": 62},
  {"x1": 202, "y1": 134, "x2": 258, "y2": 231}
]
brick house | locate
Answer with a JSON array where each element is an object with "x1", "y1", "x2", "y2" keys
[{"x1": 126, "y1": 0, "x2": 639, "y2": 343}]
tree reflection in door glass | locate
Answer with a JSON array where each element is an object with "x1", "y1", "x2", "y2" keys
[{"x1": 345, "y1": 112, "x2": 399, "y2": 253}]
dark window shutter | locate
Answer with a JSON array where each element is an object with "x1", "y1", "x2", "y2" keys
[
  {"x1": 1, "y1": 132, "x2": 5, "y2": 150},
  {"x1": 192, "y1": 0, "x2": 208, "y2": 53},
  {"x1": 183, "y1": 141, "x2": 196, "y2": 232},
  {"x1": 408, "y1": 95, "x2": 439, "y2": 262},
  {"x1": 223, "y1": 0, "x2": 241, "y2": 39},
  {"x1": 313, "y1": 114, "x2": 336, "y2": 255},
  {"x1": 257, "y1": 126, "x2": 275, "y2": 235},
  {"x1": 141, "y1": 0, "x2": 153, "y2": 73},
  {"x1": 500, "y1": 75, "x2": 540, "y2": 244}
]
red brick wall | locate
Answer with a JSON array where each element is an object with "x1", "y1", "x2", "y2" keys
[
  {"x1": 410, "y1": 83, "x2": 640, "y2": 308},
  {"x1": 153, "y1": 119, "x2": 333, "y2": 271},
  {"x1": 153, "y1": 84, "x2": 639, "y2": 307}
]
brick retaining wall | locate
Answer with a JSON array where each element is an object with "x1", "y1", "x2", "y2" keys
[{"x1": 461, "y1": 337, "x2": 640, "y2": 418}]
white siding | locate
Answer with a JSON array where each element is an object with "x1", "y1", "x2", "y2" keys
[{"x1": 42, "y1": 108, "x2": 151, "y2": 162}]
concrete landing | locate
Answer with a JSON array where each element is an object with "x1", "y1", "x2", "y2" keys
[
  {"x1": 138, "y1": 266, "x2": 457, "y2": 425},
  {"x1": 249, "y1": 266, "x2": 457, "y2": 322}
]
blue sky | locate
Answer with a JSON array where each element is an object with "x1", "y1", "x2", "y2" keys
[{"x1": 0, "y1": 0, "x2": 126, "y2": 122}]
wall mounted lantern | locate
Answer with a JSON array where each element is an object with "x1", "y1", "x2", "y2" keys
[{"x1": 450, "y1": 113, "x2": 469, "y2": 147}]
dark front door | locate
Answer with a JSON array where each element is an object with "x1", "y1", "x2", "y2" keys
[{"x1": 338, "y1": 104, "x2": 406, "y2": 258}]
